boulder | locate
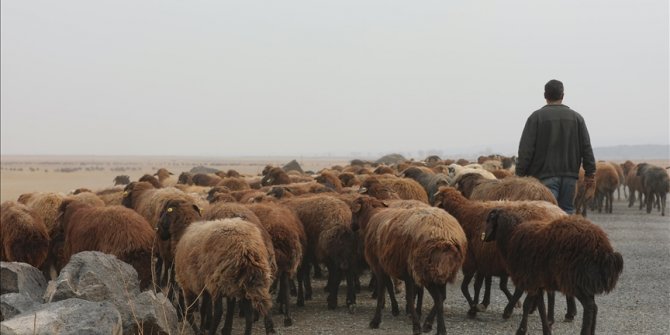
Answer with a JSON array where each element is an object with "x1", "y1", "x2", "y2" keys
[
  {"x1": 131, "y1": 290, "x2": 190, "y2": 335},
  {"x1": 282, "y1": 160, "x2": 304, "y2": 174},
  {"x1": 190, "y1": 165, "x2": 219, "y2": 174},
  {"x1": 0, "y1": 293, "x2": 40, "y2": 321},
  {"x1": 375, "y1": 154, "x2": 407, "y2": 165},
  {"x1": 0, "y1": 298, "x2": 122, "y2": 335},
  {"x1": 0, "y1": 262, "x2": 47, "y2": 302}
]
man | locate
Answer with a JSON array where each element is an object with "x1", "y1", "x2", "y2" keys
[{"x1": 516, "y1": 79, "x2": 596, "y2": 214}]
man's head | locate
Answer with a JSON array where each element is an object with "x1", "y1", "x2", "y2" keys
[{"x1": 544, "y1": 79, "x2": 564, "y2": 102}]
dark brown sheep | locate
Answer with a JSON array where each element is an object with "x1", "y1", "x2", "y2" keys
[
  {"x1": 454, "y1": 173, "x2": 497, "y2": 199},
  {"x1": 637, "y1": 164, "x2": 669, "y2": 216},
  {"x1": 139, "y1": 174, "x2": 163, "y2": 188},
  {"x1": 351, "y1": 196, "x2": 467, "y2": 334},
  {"x1": 177, "y1": 171, "x2": 194, "y2": 185},
  {"x1": 216, "y1": 177, "x2": 251, "y2": 191},
  {"x1": 191, "y1": 173, "x2": 222, "y2": 187},
  {"x1": 280, "y1": 194, "x2": 359, "y2": 312},
  {"x1": 55, "y1": 200, "x2": 154, "y2": 289},
  {"x1": 484, "y1": 209, "x2": 624, "y2": 335},
  {"x1": 400, "y1": 166, "x2": 450, "y2": 204},
  {"x1": 0, "y1": 201, "x2": 50, "y2": 268},
  {"x1": 261, "y1": 167, "x2": 292, "y2": 186},
  {"x1": 113, "y1": 175, "x2": 131, "y2": 186},
  {"x1": 338, "y1": 172, "x2": 362, "y2": 188},
  {"x1": 432, "y1": 187, "x2": 567, "y2": 320},
  {"x1": 315, "y1": 171, "x2": 344, "y2": 192}
]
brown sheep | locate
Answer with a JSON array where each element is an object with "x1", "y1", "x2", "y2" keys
[
  {"x1": 575, "y1": 169, "x2": 597, "y2": 217},
  {"x1": 373, "y1": 165, "x2": 395, "y2": 175},
  {"x1": 609, "y1": 161, "x2": 626, "y2": 200},
  {"x1": 191, "y1": 173, "x2": 222, "y2": 187},
  {"x1": 216, "y1": 177, "x2": 251, "y2": 191},
  {"x1": 94, "y1": 187, "x2": 125, "y2": 206},
  {"x1": 261, "y1": 167, "x2": 292, "y2": 186},
  {"x1": 400, "y1": 166, "x2": 450, "y2": 204},
  {"x1": 66, "y1": 191, "x2": 106, "y2": 207},
  {"x1": 351, "y1": 196, "x2": 467, "y2": 334},
  {"x1": 595, "y1": 161, "x2": 620, "y2": 214},
  {"x1": 139, "y1": 174, "x2": 163, "y2": 188},
  {"x1": 360, "y1": 176, "x2": 429, "y2": 204},
  {"x1": 626, "y1": 164, "x2": 645, "y2": 209},
  {"x1": 17, "y1": 192, "x2": 66, "y2": 234},
  {"x1": 113, "y1": 175, "x2": 131, "y2": 186},
  {"x1": 280, "y1": 194, "x2": 359, "y2": 312},
  {"x1": 470, "y1": 176, "x2": 558, "y2": 205},
  {"x1": 54, "y1": 200, "x2": 154, "y2": 289},
  {"x1": 339, "y1": 172, "x2": 362, "y2": 188},
  {"x1": 0, "y1": 201, "x2": 50, "y2": 268},
  {"x1": 454, "y1": 173, "x2": 498, "y2": 199},
  {"x1": 484, "y1": 209, "x2": 623, "y2": 335},
  {"x1": 174, "y1": 218, "x2": 275, "y2": 335},
  {"x1": 246, "y1": 202, "x2": 307, "y2": 326},
  {"x1": 491, "y1": 169, "x2": 513, "y2": 179},
  {"x1": 637, "y1": 164, "x2": 670, "y2": 216},
  {"x1": 315, "y1": 171, "x2": 344, "y2": 192},
  {"x1": 432, "y1": 187, "x2": 569, "y2": 320},
  {"x1": 153, "y1": 168, "x2": 176, "y2": 187}
]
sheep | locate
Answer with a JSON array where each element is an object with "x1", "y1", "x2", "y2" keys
[
  {"x1": 246, "y1": 202, "x2": 307, "y2": 326},
  {"x1": 280, "y1": 194, "x2": 359, "y2": 312},
  {"x1": 154, "y1": 168, "x2": 177, "y2": 187},
  {"x1": 351, "y1": 195, "x2": 467, "y2": 335},
  {"x1": 575, "y1": 169, "x2": 597, "y2": 217},
  {"x1": 216, "y1": 177, "x2": 251, "y2": 191},
  {"x1": 17, "y1": 192, "x2": 66, "y2": 233},
  {"x1": 0, "y1": 201, "x2": 50, "y2": 268},
  {"x1": 491, "y1": 169, "x2": 513, "y2": 179},
  {"x1": 637, "y1": 164, "x2": 669, "y2": 216},
  {"x1": 261, "y1": 167, "x2": 293, "y2": 186},
  {"x1": 609, "y1": 162, "x2": 626, "y2": 200},
  {"x1": 595, "y1": 161, "x2": 620, "y2": 214},
  {"x1": 94, "y1": 187, "x2": 125, "y2": 206},
  {"x1": 626, "y1": 164, "x2": 645, "y2": 209},
  {"x1": 177, "y1": 171, "x2": 194, "y2": 185},
  {"x1": 453, "y1": 173, "x2": 497, "y2": 199},
  {"x1": 174, "y1": 218, "x2": 276, "y2": 335},
  {"x1": 400, "y1": 166, "x2": 450, "y2": 204},
  {"x1": 113, "y1": 175, "x2": 131, "y2": 186},
  {"x1": 54, "y1": 199, "x2": 154, "y2": 289},
  {"x1": 372, "y1": 165, "x2": 395, "y2": 175},
  {"x1": 483, "y1": 209, "x2": 624, "y2": 335},
  {"x1": 470, "y1": 176, "x2": 558, "y2": 205},
  {"x1": 360, "y1": 175, "x2": 429, "y2": 204},
  {"x1": 449, "y1": 164, "x2": 497, "y2": 186},
  {"x1": 214, "y1": 169, "x2": 241, "y2": 178},
  {"x1": 338, "y1": 172, "x2": 363, "y2": 187},
  {"x1": 191, "y1": 173, "x2": 223, "y2": 187},
  {"x1": 66, "y1": 191, "x2": 106, "y2": 207},
  {"x1": 139, "y1": 174, "x2": 163, "y2": 188},
  {"x1": 315, "y1": 171, "x2": 344, "y2": 192},
  {"x1": 432, "y1": 186, "x2": 569, "y2": 320}
]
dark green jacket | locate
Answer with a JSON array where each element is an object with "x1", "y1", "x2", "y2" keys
[{"x1": 516, "y1": 104, "x2": 596, "y2": 180}]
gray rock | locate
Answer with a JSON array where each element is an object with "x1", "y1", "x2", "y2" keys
[
  {"x1": 0, "y1": 298, "x2": 122, "y2": 335},
  {"x1": 44, "y1": 251, "x2": 141, "y2": 333},
  {"x1": 0, "y1": 262, "x2": 48, "y2": 302},
  {"x1": 132, "y1": 291, "x2": 192, "y2": 335},
  {"x1": 0, "y1": 293, "x2": 41, "y2": 321},
  {"x1": 375, "y1": 154, "x2": 407, "y2": 165},
  {"x1": 283, "y1": 159, "x2": 304, "y2": 174}
]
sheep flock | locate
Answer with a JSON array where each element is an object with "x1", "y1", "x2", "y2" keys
[{"x1": 3, "y1": 155, "x2": 668, "y2": 335}]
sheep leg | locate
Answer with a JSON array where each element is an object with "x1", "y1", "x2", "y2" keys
[
  {"x1": 415, "y1": 286, "x2": 423, "y2": 317},
  {"x1": 421, "y1": 305, "x2": 436, "y2": 333},
  {"x1": 209, "y1": 295, "x2": 223, "y2": 335},
  {"x1": 472, "y1": 273, "x2": 483, "y2": 308},
  {"x1": 536, "y1": 291, "x2": 552, "y2": 335},
  {"x1": 289, "y1": 278, "x2": 297, "y2": 296},
  {"x1": 345, "y1": 270, "x2": 357, "y2": 313},
  {"x1": 313, "y1": 262, "x2": 324, "y2": 279},
  {"x1": 222, "y1": 297, "x2": 235, "y2": 335},
  {"x1": 427, "y1": 284, "x2": 447, "y2": 335},
  {"x1": 304, "y1": 263, "x2": 313, "y2": 301},
  {"x1": 369, "y1": 271, "x2": 387, "y2": 329},
  {"x1": 296, "y1": 265, "x2": 306, "y2": 306},
  {"x1": 477, "y1": 275, "x2": 493, "y2": 311},
  {"x1": 241, "y1": 299, "x2": 253, "y2": 335},
  {"x1": 516, "y1": 292, "x2": 537, "y2": 335},
  {"x1": 460, "y1": 270, "x2": 478, "y2": 318},
  {"x1": 575, "y1": 292, "x2": 597, "y2": 335},
  {"x1": 404, "y1": 278, "x2": 421, "y2": 335},
  {"x1": 264, "y1": 309, "x2": 276, "y2": 334},
  {"x1": 499, "y1": 275, "x2": 516, "y2": 304},
  {"x1": 565, "y1": 295, "x2": 577, "y2": 321},
  {"x1": 385, "y1": 275, "x2": 400, "y2": 316},
  {"x1": 200, "y1": 291, "x2": 211, "y2": 334},
  {"x1": 546, "y1": 291, "x2": 555, "y2": 326},
  {"x1": 504, "y1": 287, "x2": 524, "y2": 319},
  {"x1": 326, "y1": 264, "x2": 342, "y2": 309},
  {"x1": 280, "y1": 272, "x2": 293, "y2": 326}
]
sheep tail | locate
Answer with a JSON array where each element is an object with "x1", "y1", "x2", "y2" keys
[
  {"x1": 412, "y1": 241, "x2": 465, "y2": 286},
  {"x1": 601, "y1": 251, "x2": 624, "y2": 293},
  {"x1": 237, "y1": 251, "x2": 272, "y2": 316}
]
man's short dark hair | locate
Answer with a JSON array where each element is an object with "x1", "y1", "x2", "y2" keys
[{"x1": 544, "y1": 79, "x2": 564, "y2": 101}]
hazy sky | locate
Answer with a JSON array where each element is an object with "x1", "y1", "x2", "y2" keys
[{"x1": 1, "y1": 1, "x2": 668, "y2": 158}]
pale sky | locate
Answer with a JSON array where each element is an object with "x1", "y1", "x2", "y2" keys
[{"x1": 1, "y1": 1, "x2": 668, "y2": 158}]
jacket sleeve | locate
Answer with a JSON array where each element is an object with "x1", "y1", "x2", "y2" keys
[
  {"x1": 516, "y1": 114, "x2": 537, "y2": 177},
  {"x1": 579, "y1": 116, "x2": 596, "y2": 177}
]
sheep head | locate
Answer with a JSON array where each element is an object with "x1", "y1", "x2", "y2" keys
[
  {"x1": 351, "y1": 195, "x2": 387, "y2": 232},
  {"x1": 158, "y1": 199, "x2": 201, "y2": 241}
]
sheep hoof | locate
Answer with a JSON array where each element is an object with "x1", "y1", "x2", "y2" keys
[
  {"x1": 502, "y1": 308, "x2": 513, "y2": 319},
  {"x1": 369, "y1": 319, "x2": 381, "y2": 329},
  {"x1": 476, "y1": 303, "x2": 488, "y2": 312},
  {"x1": 297, "y1": 298, "x2": 304, "y2": 307},
  {"x1": 515, "y1": 328, "x2": 527, "y2": 335},
  {"x1": 348, "y1": 304, "x2": 357, "y2": 314},
  {"x1": 284, "y1": 318, "x2": 293, "y2": 327},
  {"x1": 391, "y1": 307, "x2": 400, "y2": 316},
  {"x1": 516, "y1": 301, "x2": 522, "y2": 308},
  {"x1": 421, "y1": 322, "x2": 432, "y2": 333},
  {"x1": 327, "y1": 299, "x2": 337, "y2": 310},
  {"x1": 467, "y1": 308, "x2": 477, "y2": 319},
  {"x1": 564, "y1": 314, "x2": 575, "y2": 322}
]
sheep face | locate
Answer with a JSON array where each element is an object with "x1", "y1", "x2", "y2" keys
[{"x1": 157, "y1": 199, "x2": 201, "y2": 241}]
